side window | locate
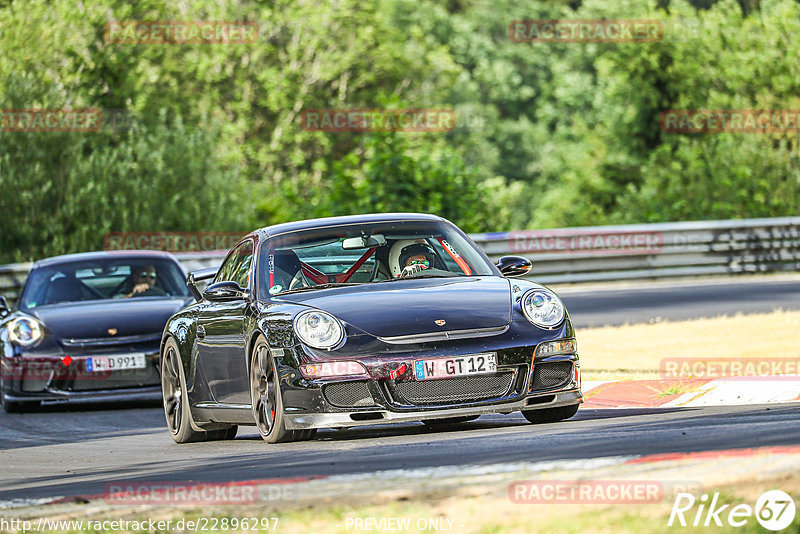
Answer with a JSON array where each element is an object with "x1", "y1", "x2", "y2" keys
[
  {"x1": 216, "y1": 240, "x2": 254, "y2": 289},
  {"x1": 215, "y1": 251, "x2": 237, "y2": 285},
  {"x1": 230, "y1": 241, "x2": 254, "y2": 289}
]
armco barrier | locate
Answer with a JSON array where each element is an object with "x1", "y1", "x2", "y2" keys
[
  {"x1": 1, "y1": 217, "x2": 798, "y2": 305},
  {"x1": 472, "y1": 216, "x2": 800, "y2": 284}
]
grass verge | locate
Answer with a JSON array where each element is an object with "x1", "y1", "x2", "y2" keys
[{"x1": 578, "y1": 309, "x2": 800, "y2": 381}]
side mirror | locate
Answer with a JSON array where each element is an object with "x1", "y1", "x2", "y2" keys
[
  {"x1": 187, "y1": 267, "x2": 219, "y2": 301},
  {"x1": 203, "y1": 281, "x2": 246, "y2": 302},
  {"x1": 495, "y1": 256, "x2": 533, "y2": 277},
  {"x1": 0, "y1": 296, "x2": 9, "y2": 318}
]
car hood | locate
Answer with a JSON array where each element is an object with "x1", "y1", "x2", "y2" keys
[
  {"x1": 28, "y1": 298, "x2": 191, "y2": 341},
  {"x1": 277, "y1": 277, "x2": 512, "y2": 338}
]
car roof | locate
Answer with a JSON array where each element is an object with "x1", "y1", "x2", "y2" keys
[
  {"x1": 254, "y1": 212, "x2": 448, "y2": 239},
  {"x1": 33, "y1": 250, "x2": 180, "y2": 268}
]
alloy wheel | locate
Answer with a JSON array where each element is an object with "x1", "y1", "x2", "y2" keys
[
  {"x1": 251, "y1": 343, "x2": 277, "y2": 437},
  {"x1": 161, "y1": 346, "x2": 183, "y2": 435}
]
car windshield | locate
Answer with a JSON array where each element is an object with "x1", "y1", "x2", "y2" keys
[
  {"x1": 258, "y1": 220, "x2": 496, "y2": 298},
  {"x1": 19, "y1": 257, "x2": 190, "y2": 309}
]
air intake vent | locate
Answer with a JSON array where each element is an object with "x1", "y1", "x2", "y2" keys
[
  {"x1": 393, "y1": 372, "x2": 515, "y2": 405},
  {"x1": 323, "y1": 381, "x2": 375, "y2": 408},
  {"x1": 531, "y1": 361, "x2": 573, "y2": 391}
]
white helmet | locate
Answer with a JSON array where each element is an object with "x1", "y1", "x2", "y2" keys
[{"x1": 388, "y1": 239, "x2": 427, "y2": 278}]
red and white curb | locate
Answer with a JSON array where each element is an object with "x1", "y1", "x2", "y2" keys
[{"x1": 582, "y1": 377, "x2": 800, "y2": 408}]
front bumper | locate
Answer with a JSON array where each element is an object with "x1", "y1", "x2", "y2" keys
[
  {"x1": 275, "y1": 335, "x2": 583, "y2": 430},
  {"x1": 1, "y1": 350, "x2": 161, "y2": 402},
  {"x1": 284, "y1": 388, "x2": 582, "y2": 430},
  {"x1": 2, "y1": 386, "x2": 162, "y2": 405}
]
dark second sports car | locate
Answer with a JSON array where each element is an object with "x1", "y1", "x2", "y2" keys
[
  {"x1": 1, "y1": 251, "x2": 193, "y2": 412},
  {"x1": 160, "y1": 213, "x2": 582, "y2": 443}
]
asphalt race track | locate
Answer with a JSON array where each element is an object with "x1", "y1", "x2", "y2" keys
[
  {"x1": 2, "y1": 401, "x2": 800, "y2": 504},
  {"x1": 560, "y1": 278, "x2": 800, "y2": 327},
  {"x1": 1, "y1": 278, "x2": 799, "y2": 506}
]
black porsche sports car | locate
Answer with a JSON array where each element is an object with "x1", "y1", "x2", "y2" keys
[
  {"x1": 160, "y1": 213, "x2": 582, "y2": 443},
  {"x1": 0, "y1": 251, "x2": 193, "y2": 412}
]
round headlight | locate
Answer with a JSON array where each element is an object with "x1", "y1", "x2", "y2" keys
[
  {"x1": 294, "y1": 311, "x2": 345, "y2": 350},
  {"x1": 521, "y1": 289, "x2": 565, "y2": 328},
  {"x1": 7, "y1": 317, "x2": 44, "y2": 347}
]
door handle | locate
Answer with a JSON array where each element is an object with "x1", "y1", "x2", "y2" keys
[{"x1": 197, "y1": 325, "x2": 206, "y2": 339}]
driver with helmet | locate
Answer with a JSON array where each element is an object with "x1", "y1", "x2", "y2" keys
[{"x1": 388, "y1": 241, "x2": 444, "y2": 278}]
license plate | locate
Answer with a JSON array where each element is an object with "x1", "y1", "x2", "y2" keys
[
  {"x1": 86, "y1": 354, "x2": 147, "y2": 372},
  {"x1": 414, "y1": 353, "x2": 497, "y2": 380}
]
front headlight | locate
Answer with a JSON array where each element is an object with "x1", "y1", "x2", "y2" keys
[
  {"x1": 294, "y1": 310, "x2": 345, "y2": 350},
  {"x1": 521, "y1": 289, "x2": 565, "y2": 328},
  {"x1": 7, "y1": 317, "x2": 44, "y2": 347}
]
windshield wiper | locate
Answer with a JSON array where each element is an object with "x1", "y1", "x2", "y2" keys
[
  {"x1": 278, "y1": 282, "x2": 356, "y2": 295},
  {"x1": 376, "y1": 274, "x2": 459, "y2": 283}
]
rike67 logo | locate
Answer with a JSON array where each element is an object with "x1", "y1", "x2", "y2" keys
[{"x1": 669, "y1": 490, "x2": 796, "y2": 531}]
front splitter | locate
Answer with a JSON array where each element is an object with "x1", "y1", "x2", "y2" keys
[{"x1": 284, "y1": 389, "x2": 583, "y2": 430}]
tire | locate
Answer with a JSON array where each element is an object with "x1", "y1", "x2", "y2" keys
[
  {"x1": 521, "y1": 403, "x2": 579, "y2": 424},
  {"x1": 250, "y1": 335, "x2": 307, "y2": 443},
  {"x1": 161, "y1": 338, "x2": 211, "y2": 443},
  {"x1": 1, "y1": 393, "x2": 37, "y2": 413},
  {"x1": 422, "y1": 416, "x2": 479, "y2": 427},
  {"x1": 0, "y1": 376, "x2": 37, "y2": 413}
]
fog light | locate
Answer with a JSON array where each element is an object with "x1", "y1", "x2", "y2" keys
[
  {"x1": 300, "y1": 361, "x2": 367, "y2": 379},
  {"x1": 535, "y1": 339, "x2": 576, "y2": 357}
]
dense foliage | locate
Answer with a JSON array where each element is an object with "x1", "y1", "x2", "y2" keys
[{"x1": 1, "y1": 0, "x2": 798, "y2": 262}]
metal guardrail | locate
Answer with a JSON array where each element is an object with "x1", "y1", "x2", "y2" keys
[
  {"x1": 1, "y1": 217, "x2": 798, "y2": 305},
  {"x1": 0, "y1": 262, "x2": 32, "y2": 307},
  {"x1": 472, "y1": 216, "x2": 800, "y2": 284}
]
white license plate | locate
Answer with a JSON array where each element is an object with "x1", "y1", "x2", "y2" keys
[
  {"x1": 86, "y1": 354, "x2": 147, "y2": 372},
  {"x1": 413, "y1": 353, "x2": 497, "y2": 380}
]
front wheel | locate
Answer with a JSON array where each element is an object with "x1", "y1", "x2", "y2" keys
[
  {"x1": 521, "y1": 403, "x2": 579, "y2": 424},
  {"x1": 250, "y1": 336, "x2": 309, "y2": 443},
  {"x1": 0, "y1": 375, "x2": 37, "y2": 413},
  {"x1": 161, "y1": 338, "x2": 237, "y2": 443},
  {"x1": 162, "y1": 338, "x2": 205, "y2": 443},
  {"x1": 1, "y1": 393, "x2": 37, "y2": 413}
]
